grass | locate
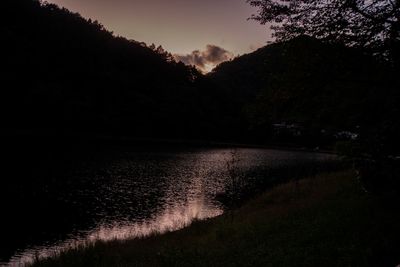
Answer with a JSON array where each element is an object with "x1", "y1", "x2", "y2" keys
[{"x1": 32, "y1": 170, "x2": 400, "y2": 267}]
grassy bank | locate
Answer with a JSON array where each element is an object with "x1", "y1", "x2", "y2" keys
[{"x1": 33, "y1": 170, "x2": 400, "y2": 267}]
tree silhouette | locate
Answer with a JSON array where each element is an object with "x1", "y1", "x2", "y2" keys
[
  {"x1": 248, "y1": 0, "x2": 400, "y2": 64},
  {"x1": 1, "y1": 0, "x2": 216, "y2": 138}
]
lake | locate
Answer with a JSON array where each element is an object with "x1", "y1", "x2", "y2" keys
[{"x1": 0, "y1": 142, "x2": 337, "y2": 266}]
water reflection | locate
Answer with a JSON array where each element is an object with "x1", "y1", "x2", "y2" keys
[
  {"x1": 1, "y1": 148, "x2": 336, "y2": 266},
  {"x1": 11, "y1": 200, "x2": 222, "y2": 266}
]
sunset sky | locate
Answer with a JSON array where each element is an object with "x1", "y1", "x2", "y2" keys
[{"x1": 46, "y1": 0, "x2": 271, "y2": 71}]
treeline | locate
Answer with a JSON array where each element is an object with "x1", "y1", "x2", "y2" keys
[
  {"x1": 2, "y1": 0, "x2": 399, "y2": 154},
  {"x1": 1, "y1": 0, "x2": 225, "y2": 139},
  {"x1": 207, "y1": 36, "x2": 400, "y2": 154}
]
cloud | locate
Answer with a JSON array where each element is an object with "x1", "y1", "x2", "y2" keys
[{"x1": 174, "y1": 45, "x2": 234, "y2": 73}]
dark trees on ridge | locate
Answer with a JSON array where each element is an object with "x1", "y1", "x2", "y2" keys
[
  {"x1": 248, "y1": 0, "x2": 400, "y2": 64},
  {"x1": 2, "y1": 0, "x2": 399, "y2": 154},
  {"x1": 1, "y1": 0, "x2": 214, "y2": 139},
  {"x1": 247, "y1": 0, "x2": 400, "y2": 191}
]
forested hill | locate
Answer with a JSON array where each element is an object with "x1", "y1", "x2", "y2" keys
[
  {"x1": 207, "y1": 36, "x2": 400, "y2": 150},
  {"x1": 2, "y1": 0, "x2": 399, "y2": 151},
  {"x1": 1, "y1": 0, "x2": 211, "y2": 138}
]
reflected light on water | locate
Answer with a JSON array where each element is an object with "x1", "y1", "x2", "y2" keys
[
  {"x1": 3, "y1": 148, "x2": 335, "y2": 266},
  {"x1": 10, "y1": 199, "x2": 222, "y2": 266}
]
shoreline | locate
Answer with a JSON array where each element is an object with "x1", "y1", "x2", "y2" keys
[
  {"x1": 1, "y1": 129, "x2": 336, "y2": 155},
  {"x1": 31, "y1": 170, "x2": 400, "y2": 267}
]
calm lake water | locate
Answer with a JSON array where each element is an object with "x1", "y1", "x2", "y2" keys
[{"x1": 0, "y1": 144, "x2": 336, "y2": 266}]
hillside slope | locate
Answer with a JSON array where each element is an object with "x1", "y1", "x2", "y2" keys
[
  {"x1": 207, "y1": 36, "x2": 399, "y2": 149},
  {"x1": 1, "y1": 0, "x2": 208, "y2": 137}
]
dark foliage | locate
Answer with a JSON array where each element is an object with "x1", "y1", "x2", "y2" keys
[
  {"x1": 245, "y1": 0, "x2": 400, "y2": 152},
  {"x1": 248, "y1": 0, "x2": 400, "y2": 65},
  {"x1": 208, "y1": 36, "x2": 400, "y2": 152},
  {"x1": 355, "y1": 157, "x2": 400, "y2": 195},
  {"x1": 1, "y1": 0, "x2": 225, "y2": 139},
  {"x1": 1, "y1": 0, "x2": 399, "y2": 153}
]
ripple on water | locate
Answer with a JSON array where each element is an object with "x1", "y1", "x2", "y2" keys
[{"x1": 1, "y1": 148, "x2": 336, "y2": 266}]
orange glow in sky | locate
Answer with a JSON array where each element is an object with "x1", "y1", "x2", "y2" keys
[{"x1": 45, "y1": 0, "x2": 271, "y2": 56}]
